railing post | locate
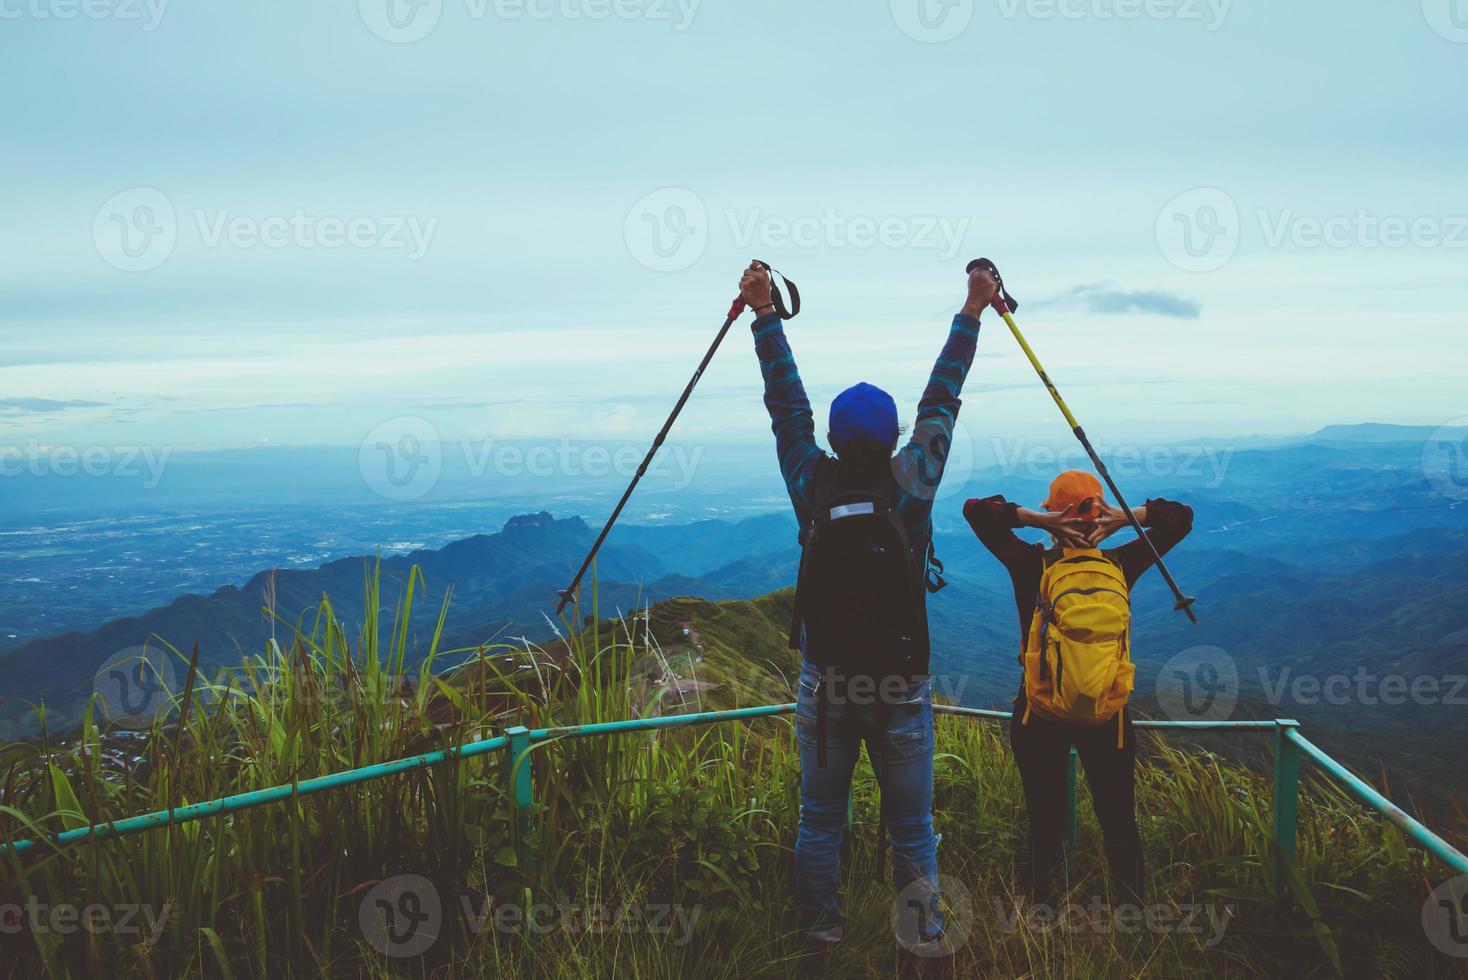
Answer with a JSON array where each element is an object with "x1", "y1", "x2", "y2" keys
[
  {"x1": 1271, "y1": 720, "x2": 1301, "y2": 901},
  {"x1": 503, "y1": 726, "x2": 536, "y2": 873},
  {"x1": 1064, "y1": 746, "x2": 1079, "y2": 856}
]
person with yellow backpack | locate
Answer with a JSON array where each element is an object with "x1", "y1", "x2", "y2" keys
[{"x1": 963, "y1": 470, "x2": 1193, "y2": 905}]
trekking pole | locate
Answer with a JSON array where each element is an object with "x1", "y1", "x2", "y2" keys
[
  {"x1": 555, "y1": 262, "x2": 801, "y2": 616},
  {"x1": 968, "y1": 258, "x2": 1198, "y2": 622}
]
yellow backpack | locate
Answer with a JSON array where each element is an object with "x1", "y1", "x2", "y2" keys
[{"x1": 1021, "y1": 548, "x2": 1135, "y2": 746}]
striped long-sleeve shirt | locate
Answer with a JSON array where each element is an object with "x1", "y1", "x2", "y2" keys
[{"x1": 750, "y1": 310, "x2": 983, "y2": 549}]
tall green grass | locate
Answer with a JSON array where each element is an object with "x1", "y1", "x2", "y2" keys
[{"x1": 0, "y1": 565, "x2": 1459, "y2": 978}]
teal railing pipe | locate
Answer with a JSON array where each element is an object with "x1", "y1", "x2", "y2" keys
[
  {"x1": 5, "y1": 704, "x2": 1466, "y2": 885},
  {"x1": 2, "y1": 734, "x2": 507, "y2": 858},
  {"x1": 526, "y1": 702, "x2": 795, "y2": 743},
  {"x1": 1286, "y1": 727, "x2": 1468, "y2": 877}
]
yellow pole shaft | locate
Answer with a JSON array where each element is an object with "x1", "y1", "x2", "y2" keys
[{"x1": 1000, "y1": 308, "x2": 1081, "y2": 432}]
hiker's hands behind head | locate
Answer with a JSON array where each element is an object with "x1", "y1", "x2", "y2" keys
[
  {"x1": 963, "y1": 265, "x2": 998, "y2": 319},
  {"x1": 1024, "y1": 503, "x2": 1092, "y2": 549},
  {"x1": 740, "y1": 261, "x2": 774, "y2": 315},
  {"x1": 1086, "y1": 500, "x2": 1132, "y2": 547}
]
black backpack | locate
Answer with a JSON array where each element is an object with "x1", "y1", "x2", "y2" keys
[{"x1": 788, "y1": 462, "x2": 940, "y2": 678}]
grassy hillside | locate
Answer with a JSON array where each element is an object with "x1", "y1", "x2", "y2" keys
[{"x1": 1, "y1": 569, "x2": 1464, "y2": 978}]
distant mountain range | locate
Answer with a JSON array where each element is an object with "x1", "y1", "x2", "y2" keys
[
  {"x1": 0, "y1": 511, "x2": 803, "y2": 738},
  {"x1": 4, "y1": 423, "x2": 1468, "y2": 798}
]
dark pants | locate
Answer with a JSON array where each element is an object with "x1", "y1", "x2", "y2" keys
[{"x1": 1009, "y1": 704, "x2": 1143, "y2": 905}]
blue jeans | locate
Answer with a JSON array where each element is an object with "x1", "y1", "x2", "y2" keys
[{"x1": 794, "y1": 660, "x2": 943, "y2": 944}]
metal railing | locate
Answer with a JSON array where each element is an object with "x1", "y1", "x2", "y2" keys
[{"x1": 5, "y1": 702, "x2": 1466, "y2": 893}]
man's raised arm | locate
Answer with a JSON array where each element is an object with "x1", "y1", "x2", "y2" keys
[
  {"x1": 742, "y1": 261, "x2": 822, "y2": 521},
  {"x1": 894, "y1": 266, "x2": 997, "y2": 501}
]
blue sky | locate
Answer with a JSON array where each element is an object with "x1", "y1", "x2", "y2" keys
[{"x1": 2, "y1": 0, "x2": 1466, "y2": 459}]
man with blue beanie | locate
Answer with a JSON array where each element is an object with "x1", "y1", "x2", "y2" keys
[{"x1": 740, "y1": 260, "x2": 995, "y2": 973}]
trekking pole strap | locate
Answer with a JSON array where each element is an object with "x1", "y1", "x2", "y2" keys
[{"x1": 728, "y1": 262, "x2": 801, "y2": 321}]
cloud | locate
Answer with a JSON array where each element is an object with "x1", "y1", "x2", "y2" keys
[
  {"x1": 1040, "y1": 283, "x2": 1202, "y2": 320},
  {"x1": 0, "y1": 398, "x2": 108, "y2": 413}
]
